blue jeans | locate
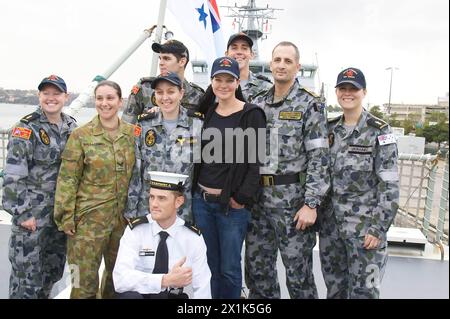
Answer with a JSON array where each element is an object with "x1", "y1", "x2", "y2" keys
[{"x1": 193, "y1": 191, "x2": 250, "y2": 299}]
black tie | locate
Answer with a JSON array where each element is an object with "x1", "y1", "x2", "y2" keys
[{"x1": 153, "y1": 231, "x2": 169, "y2": 274}]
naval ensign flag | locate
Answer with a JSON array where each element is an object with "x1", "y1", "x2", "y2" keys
[{"x1": 168, "y1": 0, "x2": 226, "y2": 67}]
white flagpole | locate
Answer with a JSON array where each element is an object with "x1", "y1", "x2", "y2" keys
[{"x1": 150, "y1": 0, "x2": 168, "y2": 77}]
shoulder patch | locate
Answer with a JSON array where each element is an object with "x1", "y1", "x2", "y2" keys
[
  {"x1": 377, "y1": 133, "x2": 396, "y2": 146},
  {"x1": 189, "y1": 82, "x2": 205, "y2": 93},
  {"x1": 367, "y1": 116, "x2": 388, "y2": 130},
  {"x1": 300, "y1": 87, "x2": 319, "y2": 98},
  {"x1": 127, "y1": 216, "x2": 149, "y2": 230},
  {"x1": 133, "y1": 125, "x2": 142, "y2": 137},
  {"x1": 11, "y1": 127, "x2": 32, "y2": 140},
  {"x1": 255, "y1": 74, "x2": 272, "y2": 83},
  {"x1": 20, "y1": 112, "x2": 40, "y2": 124},
  {"x1": 187, "y1": 110, "x2": 205, "y2": 120},
  {"x1": 137, "y1": 111, "x2": 157, "y2": 122},
  {"x1": 184, "y1": 222, "x2": 202, "y2": 236},
  {"x1": 328, "y1": 115, "x2": 342, "y2": 124},
  {"x1": 131, "y1": 85, "x2": 140, "y2": 95}
]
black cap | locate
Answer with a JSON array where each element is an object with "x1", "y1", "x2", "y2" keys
[
  {"x1": 151, "y1": 72, "x2": 183, "y2": 89},
  {"x1": 227, "y1": 32, "x2": 254, "y2": 49},
  {"x1": 38, "y1": 75, "x2": 67, "y2": 93},
  {"x1": 335, "y1": 67, "x2": 366, "y2": 89},
  {"x1": 152, "y1": 40, "x2": 189, "y2": 62},
  {"x1": 211, "y1": 57, "x2": 240, "y2": 79}
]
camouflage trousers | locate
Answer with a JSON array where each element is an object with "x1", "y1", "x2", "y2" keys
[
  {"x1": 318, "y1": 213, "x2": 388, "y2": 299},
  {"x1": 67, "y1": 210, "x2": 126, "y2": 299},
  {"x1": 9, "y1": 212, "x2": 66, "y2": 299},
  {"x1": 245, "y1": 204, "x2": 318, "y2": 299}
]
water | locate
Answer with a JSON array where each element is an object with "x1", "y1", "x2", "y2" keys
[{"x1": 0, "y1": 103, "x2": 100, "y2": 130}]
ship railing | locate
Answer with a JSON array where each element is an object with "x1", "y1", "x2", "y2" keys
[
  {"x1": 396, "y1": 153, "x2": 449, "y2": 247},
  {"x1": 0, "y1": 128, "x2": 448, "y2": 245}
]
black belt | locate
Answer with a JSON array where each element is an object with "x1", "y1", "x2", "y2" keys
[
  {"x1": 260, "y1": 173, "x2": 301, "y2": 187},
  {"x1": 199, "y1": 189, "x2": 222, "y2": 203}
]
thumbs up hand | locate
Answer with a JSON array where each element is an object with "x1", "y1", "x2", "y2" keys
[{"x1": 161, "y1": 257, "x2": 193, "y2": 288}]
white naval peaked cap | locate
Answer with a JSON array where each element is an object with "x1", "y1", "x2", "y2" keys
[{"x1": 148, "y1": 171, "x2": 189, "y2": 191}]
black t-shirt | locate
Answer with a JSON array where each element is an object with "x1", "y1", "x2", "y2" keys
[{"x1": 198, "y1": 109, "x2": 243, "y2": 189}]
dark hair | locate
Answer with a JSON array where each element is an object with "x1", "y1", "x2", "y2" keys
[
  {"x1": 272, "y1": 41, "x2": 300, "y2": 62},
  {"x1": 94, "y1": 80, "x2": 122, "y2": 99},
  {"x1": 197, "y1": 85, "x2": 246, "y2": 115}
]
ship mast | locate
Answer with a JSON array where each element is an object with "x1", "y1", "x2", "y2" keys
[{"x1": 222, "y1": 0, "x2": 282, "y2": 60}]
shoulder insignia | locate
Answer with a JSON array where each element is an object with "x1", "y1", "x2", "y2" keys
[
  {"x1": 151, "y1": 92, "x2": 157, "y2": 106},
  {"x1": 187, "y1": 110, "x2": 205, "y2": 120},
  {"x1": 20, "y1": 112, "x2": 40, "y2": 124},
  {"x1": 367, "y1": 116, "x2": 388, "y2": 130},
  {"x1": 328, "y1": 115, "x2": 341, "y2": 124},
  {"x1": 131, "y1": 85, "x2": 140, "y2": 95},
  {"x1": 39, "y1": 128, "x2": 50, "y2": 145},
  {"x1": 133, "y1": 125, "x2": 142, "y2": 137},
  {"x1": 255, "y1": 74, "x2": 272, "y2": 83},
  {"x1": 11, "y1": 127, "x2": 32, "y2": 140},
  {"x1": 184, "y1": 222, "x2": 201, "y2": 236},
  {"x1": 137, "y1": 111, "x2": 157, "y2": 122},
  {"x1": 127, "y1": 216, "x2": 149, "y2": 230},
  {"x1": 250, "y1": 89, "x2": 268, "y2": 102},
  {"x1": 189, "y1": 82, "x2": 206, "y2": 93},
  {"x1": 300, "y1": 87, "x2": 319, "y2": 98},
  {"x1": 68, "y1": 115, "x2": 77, "y2": 122}
]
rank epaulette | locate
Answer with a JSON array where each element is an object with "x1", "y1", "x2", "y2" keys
[
  {"x1": 255, "y1": 74, "x2": 272, "y2": 83},
  {"x1": 137, "y1": 111, "x2": 158, "y2": 122},
  {"x1": 140, "y1": 76, "x2": 155, "y2": 84},
  {"x1": 367, "y1": 115, "x2": 388, "y2": 130},
  {"x1": 184, "y1": 222, "x2": 202, "y2": 236},
  {"x1": 20, "y1": 112, "x2": 40, "y2": 124},
  {"x1": 328, "y1": 115, "x2": 342, "y2": 124},
  {"x1": 187, "y1": 110, "x2": 205, "y2": 120},
  {"x1": 127, "y1": 216, "x2": 149, "y2": 230},
  {"x1": 300, "y1": 87, "x2": 319, "y2": 98},
  {"x1": 189, "y1": 82, "x2": 205, "y2": 93}
]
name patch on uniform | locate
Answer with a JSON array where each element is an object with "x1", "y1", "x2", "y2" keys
[
  {"x1": 279, "y1": 111, "x2": 302, "y2": 121},
  {"x1": 348, "y1": 145, "x2": 373, "y2": 155},
  {"x1": 11, "y1": 127, "x2": 32, "y2": 140},
  {"x1": 377, "y1": 134, "x2": 396, "y2": 146},
  {"x1": 39, "y1": 128, "x2": 50, "y2": 145},
  {"x1": 145, "y1": 129, "x2": 156, "y2": 147},
  {"x1": 139, "y1": 249, "x2": 155, "y2": 257}
]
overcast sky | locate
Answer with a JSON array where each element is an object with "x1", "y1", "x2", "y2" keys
[{"x1": 0, "y1": 0, "x2": 448, "y2": 107}]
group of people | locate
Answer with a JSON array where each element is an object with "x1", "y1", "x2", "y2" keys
[{"x1": 2, "y1": 32, "x2": 399, "y2": 299}]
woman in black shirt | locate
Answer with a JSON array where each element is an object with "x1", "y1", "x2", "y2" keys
[{"x1": 192, "y1": 57, "x2": 266, "y2": 299}]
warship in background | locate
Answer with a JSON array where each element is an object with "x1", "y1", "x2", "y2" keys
[{"x1": 191, "y1": 0, "x2": 320, "y2": 93}]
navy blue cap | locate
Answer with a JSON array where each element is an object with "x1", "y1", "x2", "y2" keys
[
  {"x1": 211, "y1": 57, "x2": 240, "y2": 79},
  {"x1": 335, "y1": 67, "x2": 366, "y2": 89},
  {"x1": 227, "y1": 32, "x2": 254, "y2": 49},
  {"x1": 38, "y1": 75, "x2": 67, "y2": 93},
  {"x1": 151, "y1": 72, "x2": 183, "y2": 89},
  {"x1": 152, "y1": 40, "x2": 189, "y2": 63}
]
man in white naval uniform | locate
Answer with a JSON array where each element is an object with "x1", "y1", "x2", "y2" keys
[{"x1": 113, "y1": 172, "x2": 211, "y2": 299}]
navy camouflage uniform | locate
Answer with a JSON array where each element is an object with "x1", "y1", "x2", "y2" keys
[
  {"x1": 318, "y1": 110, "x2": 399, "y2": 299},
  {"x1": 125, "y1": 107, "x2": 203, "y2": 222},
  {"x1": 245, "y1": 80, "x2": 330, "y2": 299},
  {"x1": 2, "y1": 108, "x2": 77, "y2": 298},
  {"x1": 121, "y1": 77, "x2": 205, "y2": 124},
  {"x1": 243, "y1": 72, "x2": 272, "y2": 102}
]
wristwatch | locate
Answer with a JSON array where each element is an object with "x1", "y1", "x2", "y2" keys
[{"x1": 305, "y1": 198, "x2": 319, "y2": 209}]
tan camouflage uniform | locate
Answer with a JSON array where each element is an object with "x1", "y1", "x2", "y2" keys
[
  {"x1": 54, "y1": 115, "x2": 137, "y2": 299},
  {"x1": 2, "y1": 108, "x2": 77, "y2": 299}
]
